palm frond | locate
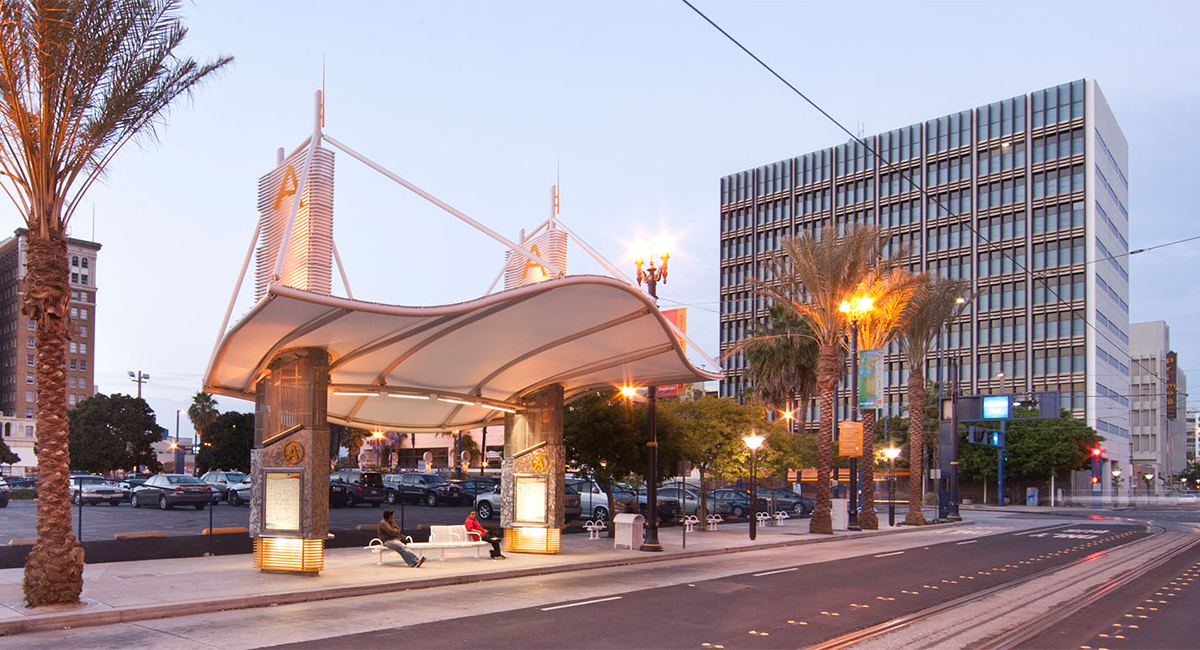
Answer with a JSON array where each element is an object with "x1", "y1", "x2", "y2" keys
[{"x1": 897, "y1": 275, "x2": 971, "y2": 370}]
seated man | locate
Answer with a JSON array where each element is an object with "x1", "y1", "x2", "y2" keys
[
  {"x1": 378, "y1": 509, "x2": 425, "y2": 568},
  {"x1": 465, "y1": 510, "x2": 505, "y2": 559}
]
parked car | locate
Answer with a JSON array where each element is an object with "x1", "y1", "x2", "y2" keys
[
  {"x1": 453, "y1": 476, "x2": 500, "y2": 504},
  {"x1": 329, "y1": 470, "x2": 387, "y2": 507},
  {"x1": 656, "y1": 486, "x2": 706, "y2": 516},
  {"x1": 227, "y1": 475, "x2": 253, "y2": 506},
  {"x1": 757, "y1": 487, "x2": 811, "y2": 516},
  {"x1": 69, "y1": 475, "x2": 123, "y2": 506},
  {"x1": 0, "y1": 478, "x2": 8, "y2": 507},
  {"x1": 200, "y1": 471, "x2": 248, "y2": 501},
  {"x1": 391, "y1": 472, "x2": 464, "y2": 507},
  {"x1": 709, "y1": 488, "x2": 767, "y2": 518},
  {"x1": 130, "y1": 474, "x2": 212, "y2": 510},
  {"x1": 565, "y1": 474, "x2": 637, "y2": 522},
  {"x1": 5, "y1": 477, "x2": 35, "y2": 490},
  {"x1": 617, "y1": 483, "x2": 682, "y2": 523},
  {"x1": 473, "y1": 483, "x2": 583, "y2": 522}
]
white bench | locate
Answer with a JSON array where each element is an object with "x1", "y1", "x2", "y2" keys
[
  {"x1": 706, "y1": 514, "x2": 723, "y2": 529},
  {"x1": 773, "y1": 511, "x2": 790, "y2": 524},
  {"x1": 682, "y1": 515, "x2": 700, "y2": 533},
  {"x1": 364, "y1": 535, "x2": 414, "y2": 566},
  {"x1": 366, "y1": 525, "x2": 491, "y2": 564},
  {"x1": 583, "y1": 519, "x2": 607, "y2": 539}
]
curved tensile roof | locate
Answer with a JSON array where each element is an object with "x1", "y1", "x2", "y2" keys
[{"x1": 203, "y1": 276, "x2": 720, "y2": 432}]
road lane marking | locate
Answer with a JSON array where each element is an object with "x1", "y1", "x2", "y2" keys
[
  {"x1": 875, "y1": 551, "x2": 904, "y2": 557},
  {"x1": 754, "y1": 567, "x2": 798, "y2": 577},
  {"x1": 956, "y1": 540, "x2": 977, "y2": 545},
  {"x1": 541, "y1": 596, "x2": 622, "y2": 611}
]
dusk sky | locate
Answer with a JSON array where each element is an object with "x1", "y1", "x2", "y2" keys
[{"x1": 15, "y1": 1, "x2": 1196, "y2": 436}]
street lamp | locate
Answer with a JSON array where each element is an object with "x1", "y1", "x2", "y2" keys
[
  {"x1": 634, "y1": 245, "x2": 670, "y2": 553},
  {"x1": 743, "y1": 433, "x2": 765, "y2": 541},
  {"x1": 128, "y1": 370, "x2": 150, "y2": 399},
  {"x1": 839, "y1": 294, "x2": 873, "y2": 531},
  {"x1": 883, "y1": 447, "x2": 901, "y2": 527},
  {"x1": 174, "y1": 409, "x2": 184, "y2": 474},
  {"x1": 996, "y1": 372, "x2": 1006, "y2": 395}
]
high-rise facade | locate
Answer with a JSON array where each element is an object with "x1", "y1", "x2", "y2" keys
[
  {"x1": 718, "y1": 79, "x2": 1131, "y2": 477},
  {"x1": 1129, "y1": 321, "x2": 1187, "y2": 491},
  {"x1": 0, "y1": 229, "x2": 100, "y2": 423}
]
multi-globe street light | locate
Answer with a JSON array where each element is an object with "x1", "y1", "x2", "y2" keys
[
  {"x1": 839, "y1": 294, "x2": 873, "y2": 531},
  {"x1": 883, "y1": 446, "x2": 902, "y2": 527},
  {"x1": 743, "y1": 432, "x2": 765, "y2": 541},
  {"x1": 634, "y1": 246, "x2": 669, "y2": 553}
]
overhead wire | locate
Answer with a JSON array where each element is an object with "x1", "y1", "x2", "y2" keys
[{"x1": 681, "y1": 0, "x2": 1162, "y2": 407}]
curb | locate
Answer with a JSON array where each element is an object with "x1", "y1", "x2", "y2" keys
[{"x1": 0, "y1": 520, "x2": 972, "y2": 636}]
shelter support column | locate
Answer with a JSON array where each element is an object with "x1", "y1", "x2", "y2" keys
[
  {"x1": 250, "y1": 348, "x2": 331, "y2": 573},
  {"x1": 501, "y1": 384, "x2": 564, "y2": 554}
]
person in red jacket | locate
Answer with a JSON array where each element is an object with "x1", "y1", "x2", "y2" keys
[{"x1": 465, "y1": 510, "x2": 505, "y2": 559}]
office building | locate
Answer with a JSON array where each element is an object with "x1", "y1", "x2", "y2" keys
[
  {"x1": 719, "y1": 79, "x2": 1131, "y2": 481},
  {"x1": 1129, "y1": 321, "x2": 1187, "y2": 492},
  {"x1": 1185, "y1": 402, "x2": 1198, "y2": 465},
  {"x1": 0, "y1": 229, "x2": 100, "y2": 421}
]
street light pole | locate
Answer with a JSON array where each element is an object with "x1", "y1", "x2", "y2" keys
[
  {"x1": 848, "y1": 319, "x2": 861, "y2": 531},
  {"x1": 174, "y1": 409, "x2": 184, "y2": 474},
  {"x1": 636, "y1": 250, "x2": 669, "y2": 553},
  {"x1": 743, "y1": 433, "x2": 765, "y2": 540},
  {"x1": 128, "y1": 370, "x2": 150, "y2": 399},
  {"x1": 883, "y1": 447, "x2": 901, "y2": 527}
]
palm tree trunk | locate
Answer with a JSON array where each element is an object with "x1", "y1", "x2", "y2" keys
[
  {"x1": 810, "y1": 344, "x2": 839, "y2": 535},
  {"x1": 858, "y1": 409, "x2": 878, "y2": 529},
  {"x1": 904, "y1": 370, "x2": 927, "y2": 526},
  {"x1": 22, "y1": 231, "x2": 84, "y2": 606}
]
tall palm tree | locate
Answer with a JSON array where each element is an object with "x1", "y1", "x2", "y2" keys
[
  {"x1": 849, "y1": 267, "x2": 920, "y2": 529},
  {"x1": 0, "y1": 1, "x2": 230, "y2": 606},
  {"x1": 742, "y1": 303, "x2": 818, "y2": 426},
  {"x1": 896, "y1": 275, "x2": 969, "y2": 525},
  {"x1": 758, "y1": 225, "x2": 883, "y2": 534},
  {"x1": 187, "y1": 391, "x2": 220, "y2": 448}
]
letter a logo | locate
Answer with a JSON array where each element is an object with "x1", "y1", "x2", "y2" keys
[
  {"x1": 522, "y1": 244, "x2": 547, "y2": 282},
  {"x1": 273, "y1": 164, "x2": 298, "y2": 210}
]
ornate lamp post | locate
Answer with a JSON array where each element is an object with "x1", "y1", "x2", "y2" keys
[
  {"x1": 743, "y1": 433, "x2": 765, "y2": 540},
  {"x1": 634, "y1": 249, "x2": 669, "y2": 552},
  {"x1": 839, "y1": 295, "x2": 873, "y2": 531},
  {"x1": 883, "y1": 446, "x2": 901, "y2": 527}
]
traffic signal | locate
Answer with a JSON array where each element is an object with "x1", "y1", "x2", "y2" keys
[
  {"x1": 1091, "y1": 476, "x2": 1100, "y2": 484},
  {"x1": 1092, "y1": 447, "x2": 1103, "y2": 458},
  {"x1": 989, "y1": 432, "x2": 1001, "y2": 446}
]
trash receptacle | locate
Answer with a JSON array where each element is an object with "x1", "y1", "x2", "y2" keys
[
  {"x1": 831, "y1": 497, "x2": 849, "y2": 531},
  {"x1": 613, "y1": 513, "x2": 645, "y2": 550}
]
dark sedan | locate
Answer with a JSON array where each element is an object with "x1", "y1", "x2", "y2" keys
[
  {"x1": 130, "y1": 474, "x2": 212, "y2": 510},
  {"x1": 329, "y1": 470, "x2": 386, "y2": 507}
]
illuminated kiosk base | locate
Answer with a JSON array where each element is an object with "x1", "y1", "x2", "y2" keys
[
  {"x1": 253, "y1": 537, "x2": 324, "y2": 573},
  {"x1": 504, "y1": 526, "x2": 561, "y2": 554}
]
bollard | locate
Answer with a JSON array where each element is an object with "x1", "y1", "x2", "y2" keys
[{"x1": 207, "y1": 498, "x2": 215, "y2": 557}]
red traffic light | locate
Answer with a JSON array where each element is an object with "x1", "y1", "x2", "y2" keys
[
  {"x1": 1091, "y1": 476, "x2": 1099, "y2": 484},
  {"x1": 1092, "y1": 447, "x2": 1102, "y2": 457}
]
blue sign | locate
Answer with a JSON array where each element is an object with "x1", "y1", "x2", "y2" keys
[{"x1": 982, "y1": 396, "x2": 1010, "y2": 419}]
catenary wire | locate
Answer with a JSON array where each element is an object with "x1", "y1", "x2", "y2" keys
[{"x1": 681, "y1": 0, "x2": 1162, "y2": 403}]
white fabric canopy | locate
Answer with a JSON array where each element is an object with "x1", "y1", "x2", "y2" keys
[{"x1": 203, "y1": 276, "x2": 719, "y2": 432}]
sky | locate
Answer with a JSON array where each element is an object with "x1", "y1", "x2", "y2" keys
[{"x1": 13, "y1": 0, "x2": 1198, "y2": 437}]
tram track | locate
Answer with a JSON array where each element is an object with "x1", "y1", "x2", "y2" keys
[{"x1": 804, "y1": 522, "x2": 1200, "y2": 650}]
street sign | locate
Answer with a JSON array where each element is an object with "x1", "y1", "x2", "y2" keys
[{"x1": 838, "y1": 421, "x2": 863, "y2": 456}]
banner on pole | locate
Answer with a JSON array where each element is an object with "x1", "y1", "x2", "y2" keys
[{"x1": 858, "y1": 349, "x2": 884, "y2": 410}]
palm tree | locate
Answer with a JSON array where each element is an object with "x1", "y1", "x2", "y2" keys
[
  {"x1": 758, "y1": 225, "x2": 884, "y2": 534},
  {"x1": 187, "y1": 392, "x2": 220, "y2": 449},
  {"x1": 849, "y1": 267, "x2": 920, "y2": 529},
  {"x1": 742, "y1": 303, "x2": 818, "y2": 428},
  {"x1": 0, "y1": 1, "x2": 230, "y2": 606},
  {"x1": 896, "y1": 275, "x2": 969, "y2": 525}
]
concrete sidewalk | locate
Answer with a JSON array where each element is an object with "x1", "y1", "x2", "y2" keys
[{"x1": 0, "y1": 515, "x2": 960, "y2": 636}]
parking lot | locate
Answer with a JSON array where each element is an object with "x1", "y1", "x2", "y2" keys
[{"x1": 0, "y1": 498, "x2": 481, "y2": 544}]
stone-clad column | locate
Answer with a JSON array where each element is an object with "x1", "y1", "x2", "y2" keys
[
  {"x1": 501, "y1": 384, "x2": 564, "y2": 554},
  {"x1": 250, "y1": 348, "x2": 331, "y2": 573}
]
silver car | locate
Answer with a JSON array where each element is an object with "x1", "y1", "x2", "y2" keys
[{"x1": 69, "y1": 475, "x2": 123, "y2": 506}]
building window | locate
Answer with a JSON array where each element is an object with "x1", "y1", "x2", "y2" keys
[
  {"x1": 71, "y1": 256, "x2": 78, "y2": 267},
  {"x1": 26, "y1": 320, "x2": 33, "y2": 331},
  {"x1": 69, "y1": 359, "x2": 76, "y2": 370},
  {"x1": 24, "y1": 425, "x2": 32, "y2": 437},
  {"x1": 69, "y1": 342, "x2": 77, "y2": 353},
  {"x1": 26, "y1": 337, "x2": 33, "y2": 348},
  {"x1": 70, "y1": 273, "x2": 78, "y2": 284},
  {"x1": 26, "y1": 354, "x2": 32, "y2": 367},
  {"x1": 24, "y1": 390, "x2": 33, "y2": 402},
  {"x1": 24, "y1": 409, "x2": 31, "y2": 418},
  {"x1": 24, "y1": 373, "x2": 32, "y2": 385},
  {"x1": 80, "y1": 309, "x2": 88, "y2": 320},
  {"x1": 81, "y1": 275, "x2": 88, "y2": 286},
  {"x1": 79, "y1": 343, "x2": 87, "y2": 354},
  {"x1": 80, "y1": 360, "x2": 87, "y2": 370},
  {"x1": 79, "y1": 326, "x2": 87, "y2": 338},
  {"x1": 70, "y1": 308, "x2": 78, "y2": 319},
  {"x1": 79, "y1": 378, "x2": 86, "y2": 390},
  {"x1": 68, "y1": 394, "x2": 75, "y2": 407},
  {"x1": 68, "y1": 377, "x2": 76, "y2": 388},
  {"x1": 81, "y1": 258, "x2": 88, "y2": 269}
]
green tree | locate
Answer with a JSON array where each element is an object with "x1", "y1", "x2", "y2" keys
[
  {"x1": 564, "y1": 391, "x2": 644, "y2": 535},
  {"x1": 0, "y1": 0, "x2": 231, "y2": 606},
  {"x1": 187, "y1": 392, "x2": 220, "y2": 448},
  {"x1": 195, "y1": 412, "x2": 254, "y2": 474},
  {"x1": 742, "y1": 304, "x2": 818, "y2": 427},
  {"x1": 662, "y1": 396, "x2": 787, "y2": 527},
  {"x1": 895, "y1": 275, "x2": 969, "y2": 525},
  {"x1": 68, "y1": 394, "x2": 164, "y2": 475},
  {"x1": 999, "y1": 410, "x2": 1097, "y2": 483},
  {"x1": 0, "y1": 438, "x2": 19, "y2": 466}
]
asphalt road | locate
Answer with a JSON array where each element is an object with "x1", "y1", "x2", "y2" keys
[
  {"x1": 273, "y1": 519, "x2": 1147, "y2": 649},
  {"x1": 0, "y1": 498, "x2": 480, "y2": 543}
]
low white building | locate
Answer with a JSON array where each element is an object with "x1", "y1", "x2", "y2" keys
[
  {"x1": 0, "y1": 414, "x2": 36, "y2": 477},
  {"x1": 1129, "y1": 321, "x2": 1189, "y2": 493}
]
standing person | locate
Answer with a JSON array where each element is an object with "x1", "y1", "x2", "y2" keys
[
  {"x1": 378, "y1": 509, "x2": 425, "y2": 568},
  {"x1": 465, "y1": 510, "x2": 505, "y2": 559}
]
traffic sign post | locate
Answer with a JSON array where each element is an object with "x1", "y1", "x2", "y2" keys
[{"x1": 966, "y1": 424, "x2": 1006, "y2": 507}]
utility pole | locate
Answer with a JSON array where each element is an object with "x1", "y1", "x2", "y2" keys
[{"x1": 127, "y1": 370, "x2": 150, "y2": 399}]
